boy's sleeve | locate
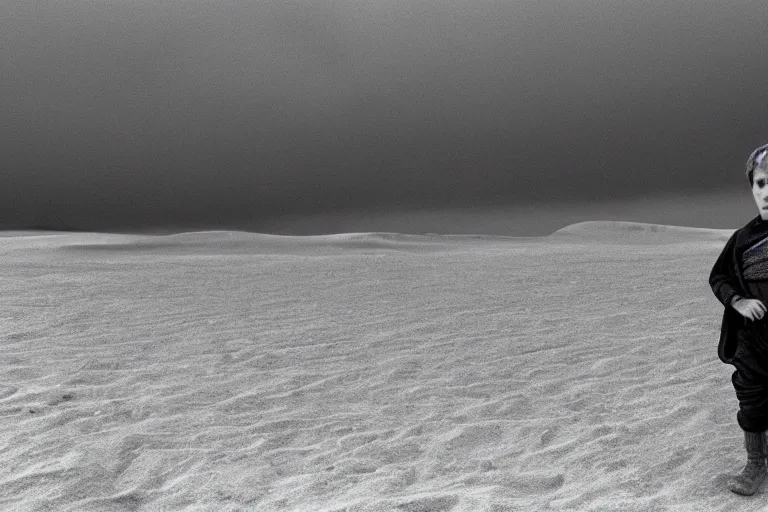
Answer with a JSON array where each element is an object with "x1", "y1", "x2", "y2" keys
[{"x1": 709, "y1": 230, "x2": 743, "y2": 308}]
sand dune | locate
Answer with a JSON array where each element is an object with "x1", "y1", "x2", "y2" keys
[
  {"x1": 1, "y1": 229, "x2": 540, "y2": 256},
  {"x1": 0, "y1": 222, "x2": 758, "y2": 510},
  {"x1": 549, "y1": 221, "x2": 734, "y2": 244},
  {"x1": 3, "y1": 220, "x2": 726, "y2": 252}
]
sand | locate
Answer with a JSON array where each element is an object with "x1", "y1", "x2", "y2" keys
[{"x1": 0, "y1": 222, "x2": 759, "y2": 511}]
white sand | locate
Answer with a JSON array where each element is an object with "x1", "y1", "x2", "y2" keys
[{"x1": 0, "y1": 222, "x2": 758, "y2": 511}]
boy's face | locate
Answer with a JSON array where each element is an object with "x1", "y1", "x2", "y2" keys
[{"x1": 752, "y1": 167, "x2": 768, "y2": 219}]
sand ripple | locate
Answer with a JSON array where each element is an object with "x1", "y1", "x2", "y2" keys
[{"x1": 0, "y1": 227, "x2": 753, "y2": 510}]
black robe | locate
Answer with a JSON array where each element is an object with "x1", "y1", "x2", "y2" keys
[{"x1": 710, "y1": 214, "x2": 768, "y2": 363}]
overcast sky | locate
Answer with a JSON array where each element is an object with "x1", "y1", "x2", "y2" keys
[{"x1": 2, "y1": 0, "x2": 767, "y2": 235}]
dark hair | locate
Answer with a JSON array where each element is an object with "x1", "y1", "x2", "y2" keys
[{"x1": 746, "y1": 144, "x2": 768, "y2": 186}]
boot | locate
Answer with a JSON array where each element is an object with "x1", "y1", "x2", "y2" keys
[{"x1": 728, "y1": 430, "x2": 768, "y2": 496}]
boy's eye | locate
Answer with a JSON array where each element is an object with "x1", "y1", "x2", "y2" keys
[{"x1": 759, "y1": 180, "x2": 766, "y2": 188}]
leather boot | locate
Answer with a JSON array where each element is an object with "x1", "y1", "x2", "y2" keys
[{"x1": 728, "y1": 430, "x2": 768, "y2": 496}]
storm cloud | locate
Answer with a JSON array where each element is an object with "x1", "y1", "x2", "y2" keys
[{"x1": 1, "y1": 0, "x2": 765, "y2": 233}]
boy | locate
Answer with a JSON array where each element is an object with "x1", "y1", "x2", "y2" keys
[{"x1": 710, "y1": 142, "x2": 768, "y2": 495}]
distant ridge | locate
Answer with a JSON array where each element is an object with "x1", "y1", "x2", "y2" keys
[
  {"x1": 31, "y1": 230, "x2": 525, "y2": 254},
  {"x1": 549, "y1": 221, "x2": 734, "y2": 243},
  {"x1": 0, "y1": 222, "x2": 739, "y2": 252}
]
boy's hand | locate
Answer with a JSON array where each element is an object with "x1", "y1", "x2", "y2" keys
[{"x1": 733, "y1": 298, "x2": 767, "y2": 321}]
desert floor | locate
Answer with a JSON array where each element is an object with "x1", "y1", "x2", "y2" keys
[{"x1": 0, "y1": 222, "x2": 759, "y2": 511}]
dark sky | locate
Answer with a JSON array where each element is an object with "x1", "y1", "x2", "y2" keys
[{"x1": 2, "y1": 0, "x2": 767, "y2": 235}]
